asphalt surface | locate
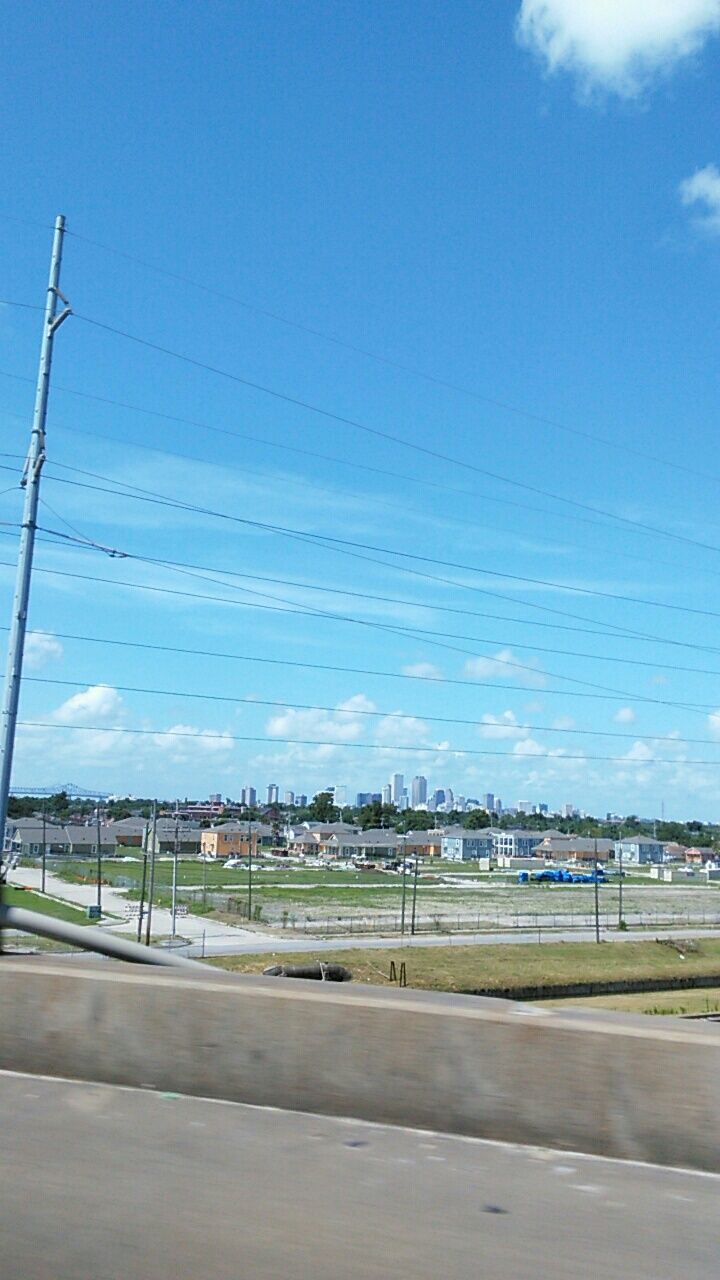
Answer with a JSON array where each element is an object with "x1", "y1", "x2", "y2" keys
[{"x1": 2, "y1": 1070, "x2": 718, "y2": 1279}]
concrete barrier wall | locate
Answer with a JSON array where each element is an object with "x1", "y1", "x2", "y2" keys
[{"x1": 2, "y1": 959, "x2": 719, "y2": 1170}]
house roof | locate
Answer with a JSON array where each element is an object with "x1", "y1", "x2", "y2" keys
[
  {"x1": 330, "y1": 829, "x2": 398, "y2": 846},
  {"x1": 441, "y1": 827, "x2": 492, "y2": 840}
]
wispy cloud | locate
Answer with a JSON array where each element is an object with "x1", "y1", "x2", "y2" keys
[
  {"x1": 679, "y1": 163, "x2": 720, "y2": 235},
  {"x1": 516, "y1": 0, "x2": 720, "y2": 98},
  {"x1": 464, "y1": 648, "x2": 546, "y2": 687}
]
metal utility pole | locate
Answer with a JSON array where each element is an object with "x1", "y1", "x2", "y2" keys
[
  {"x1": 136, "y1": 830, "x2": 148, "y2": 944},
  {"x1": 410, "y1": 855, "x2": 420, "y2": 935},
  {"x1": 144, "y1": 801, "x2": 158, "y2": 946},
  {"x1": 400, "y1": 840, "x2": 408, "y2": 935},
  {"x1": 247, "y1": 818, "x2": 253, "y2": 920},
  {"x1": 618, "y1": 841, "x2": 624, "y2": 930},
  {"x1": 41, "y1": 800, "x2": 47, "y2": 895},
  {"x1": 0, "y1": 217, "x2": 69, "y2": 899},
  {"x1": 171, "y1": 804, "x2": 178, "y2": 938},
  {"x1": 594, "y1": 836, "x2": 601, "y2": 944},
  {"x1": 95, "y1": 799, "x2": 103, "y2": 918}
]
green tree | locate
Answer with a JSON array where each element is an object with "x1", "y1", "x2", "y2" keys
[{"x1": 308, "y1": 791, "x2": 336, "y2": 822}]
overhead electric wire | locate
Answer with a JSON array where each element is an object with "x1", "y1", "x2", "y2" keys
[
  {"x1": 0, "y1": 552, "x2": 715, "y2": 713},
  {"x1": 22, "y1": 673, "x2": 720, "y2": 747},
  {"x1": 29, "y1": 519, "x2": 720, "y2": 680},
  {"x1": 62, "y1": 222, "x2": 720, "y2": 491},
  {"x1": 4, "y1": 369, "x2": 711, "y2": 565},
  {"x1": 11, "y1": 624, "x2": 718, "y2": 710},
  {"x1": 72, "y1": 308, "x2": 720, "y2": 558},
  {"x1": 16, "y1": 718, "x2": 720, "y2": 766},
  {"x1": 17, "y1": 456, "x2": 720, "y2": 627}
]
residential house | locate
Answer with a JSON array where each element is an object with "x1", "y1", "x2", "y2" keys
[
  {"x1": 286, "y1": 822, "x2": 359, "y2": 856},
  {"x1": 685, "y1": 846, "x2": 717, "y2": 865},
  {"x1": 325, "y1": 829, "x2": 398, "y2": 861},
  {"x1": 401, "y1": 830, "x2": 444, "y2": 858},
  {"x1": 201, "y1": 824, "x2": 259, "y2": 860},
  {"x1": 491, "y1": 829, "x2": 545, "y2": 859},
  {"x1": 535, "y1": 835, "x2": 615, "y2": 863},
  {"x1": 614, "y1": 837, "x2": 664, "y2": 866},
  {"x1": 441, "y1": 828, "x2": 494, "y2": 863}
]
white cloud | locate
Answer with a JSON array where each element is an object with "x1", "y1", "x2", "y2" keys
[
  {"x1": 614, "y1": 706, "x2": 636, "y2": 724},
  {"x1": 679, "y1": 163, "x2": 720, "y2": 234},
  {"x1": 516, "y1": 0, "x2": 720, "y2": 97},
  {"x1": 266, "y1": 695, "x2": 376, "y2": 745},
  {"x1": 24, "y1": 631, "x2": 63, "y2": 670},
  {"x1": 54, "y1": 684, "x2": 124, "y2": 726},
  {"x1": 479, "y1": 710, "x2": 530, "y2": 740},
  {"x1": 622, "y1": 740, "x2": 654, "y2": 762},
  {"x1": 152, "y1": 724, "x2": 234, "y2": 755},
  {"x1": 708, "y1": 709, "x2": 720, "y2": 737},
  {"x1": 465, "y1": 649, "x2": 546, "y2": 687},
  {"x1": 402, "y1": 662, "x2": 443, "y2": 680}
]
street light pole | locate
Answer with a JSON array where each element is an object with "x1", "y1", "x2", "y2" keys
[
  {"x1": 95, "y1": 798, "x2": 103, "y2": 918},
  {"x1": 618, "y1": 841, "x2": 624, "y2": 929},
  {"x1": 594, "y1": 836, "x2": 601, "y2": 944},
  {"x1": 145, "y1": 800, "x2": 158, "y2": 946},
  {"x1": 171, "y1": 805, "x2": 178, "y2": 938},
  {"x1": 41, "y1": 800, "x2": 46, "y2": 895}
]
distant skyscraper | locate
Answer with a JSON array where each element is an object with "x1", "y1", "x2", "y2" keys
[
  {"x1": 483, "y1": 793, "x2": 495, "y2": 813},
  {"x1": 333, "y1": 784, "x2": 347, "y2": 807},
  {"x1": 411, "y1": 775, "x2": 427, "y2": 807},
  {"x1": 284, "y1": 791, "x2": 294, "y2": 806},
  {"x1": 445, "y1": 788, "x2": 454, "y2": 809},
  {"x1": 495, "y1": 797, "x2": 502, "y2": 814},
  {"x1": 296, "y1": 794, "x2": 307, "y2": 807},
  {"x1": 241, "y1": 786, "x2": 257, "y2": 807},
  {"x1": 267, "y1": 783, "x2": 279, "y2": 805},
  {"x1": 391, "y1": 773, "x2": 404, "y2": 805},
  {"x1": 433, "y1": 789, "x2": 445, "y2": 807},
  {"x1": 517, "y1": 800, "x2": 530, "y2": 814},
  {"x1": 209, "y1": 793, "x2": 222, "y2": 804},
  {"x1": 356, "y1": 792, "x2": 373, "y2": 807},
  {"x1": 382, "y1": 784, "x2": 392, "y2": 805}
]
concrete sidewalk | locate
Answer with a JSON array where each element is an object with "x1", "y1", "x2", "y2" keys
[{"x1": 2, "y1": 1070, "x2": 717, "y2": 1280}]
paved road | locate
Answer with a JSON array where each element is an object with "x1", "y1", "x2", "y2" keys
[
  {"x1": 175, "y1": 923, "x2": 720, "y2": 957},
  {"x1": 1, "y1": 1070, "x2": 717, "y2": 1279}
]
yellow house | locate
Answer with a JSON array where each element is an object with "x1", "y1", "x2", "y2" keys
[{"x1": 200, "y1": 826, "x2": 258, "y2": 859}]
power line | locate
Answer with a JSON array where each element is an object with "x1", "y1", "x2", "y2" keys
[
  {"x1": 2, "y1": 557, "x2": 715, "y2": 711},
  {"x1": 25, "y1": 458, "x2": 720, "y2": 625},
  {"x1": 29, "y1": 522, "x2": 720, "y2": 679},
  {"x1": 5, "y1": 368, "x2": 707, "y2": 571},
  {"x1": 16, "y1": 718, "x2": 720, "y2": 766},
  {"x1": 12, "y1": 624, "x2": 716, "y2": 709},
  {"x1": 63, "y1": 223, "x2": 720, "y2": 491},
  {"x1": 22, "y1": 674, "x2": 720, "y2": 747},
  {"x1": 72, "y1": 309, "x2": 720, "y2": 558}
]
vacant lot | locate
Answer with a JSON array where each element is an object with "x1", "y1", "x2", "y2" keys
[
  {"x1": 542, "y1": 988, "x2": 720, "y2": 1016},
  {"x1": 211, "y1": 937, "x2": 720, "y2": 995}
]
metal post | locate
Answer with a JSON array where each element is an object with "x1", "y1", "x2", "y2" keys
[
  {"x1": 171, "y1": 805, "x2": 178, "y2": 938},
  {"x1": 400, "y1": 847, "x2": 407, "y2": 935},
  {"x1": 145, "y1": 801, "x2": 158, "y2": 946},
  {"x1": 618, "y1": 841, "x2": 624, "y2": 929},
  {"x1": 96, "y1": 798, "x2": 103, "y2": 917},
  {"x1": 0, "y1": 216, "x2": 69, "y2": 919},
  {"x1": 41, "y1": 800, "x2": 46, "y2": 895},
  {"x1": 247, "y1": 819, "x2": 252, "y2": 920},
  {"x1": 410, "y1": 855, "x2": 419, "y2": 934},
  {"x1": 136, "y1": 849, "x2": 148, "y2": 943},
  {"x1": 594, "y1": 837, "x2": 600, "y2": 944}
]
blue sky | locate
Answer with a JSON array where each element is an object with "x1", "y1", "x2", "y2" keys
[{"x1": 2, "y1": 0, "x2": 720, "y2": 816}]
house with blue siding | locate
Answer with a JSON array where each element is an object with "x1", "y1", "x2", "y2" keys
[{"x1": 441, "y1": 828, "x2": 494, "y2": 862}]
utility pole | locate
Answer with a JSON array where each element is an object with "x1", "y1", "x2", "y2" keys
[
  {"x1": 618, "y1": 840, "x2": 624, "y2": 930},
  {"x1": 400, "y1": 837, "x2": 407, "y2": 935},
  {"x1": 0, "y1": 217, "x2": 69, "y2": 929},
  {"x1": 137, "y1": 824, "x2": 148, "y2": 944},
  {"x1": 171, "y1": 802, "x2": 178, "y2": 938},
  {"x1": 95, "y1": 798, "x2": 103, "y2": 918},
  {"x1": 410, "y1": 854, "x2": 420, "y2": 935},
  {"x1": 247, "y1": 818, "x2": 253, "y2": 920},
  {"x1": 594, "y1": 836, "x2": 600, "y2": 944},
  {"x1": 41, "y1": 799, "x2": 47, "y2": 895},
  {"x1": 145, "y1": 801, "x2": 158, "y2": 946}
]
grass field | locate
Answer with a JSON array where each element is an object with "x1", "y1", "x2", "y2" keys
[
  {"x1": 542, "y1": 988, "x2": 720, "y2": 1015},
  {"x1": 4, "y1": 885, "x2": 90, "y2": 924},
  {"x1": 210, "y1": 936, "x2": 720, "y2": 995}
]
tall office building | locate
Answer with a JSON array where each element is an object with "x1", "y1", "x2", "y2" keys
[
  {"x1": 432, "y1": 789, "x2": 445, "y2": 808},
  {"x1": 483, "y1": 793, "x2": 495, "y2": 813},
  {"x1": 382, "y1": 784, "x2": 392, "y2": 805},
  {"x1": 267, "y1": 783, "x2": 279, "y2": 805},
  {"x1": 411, "y1": 775, "x2": 427, "y2": 807},
  {"x1": 296, "y1": 794, "x2": 307, "y2": 807},
  {"x1": 241, "y1": 786, "x2": 256, "y2": 807},
  {"x1": 391, "y1": 773, "x2": 404, "y2": 805},
  {"x1": 445, "y1": 788, "x2": 454, "y2": 810},
  {"x1": 284, "y1": 791, "x2": 294, "y2": 806}
]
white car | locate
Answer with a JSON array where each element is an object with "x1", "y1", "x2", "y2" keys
[{"x1": 223, "y1": 857, "x2": 246, "y2": 869}]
